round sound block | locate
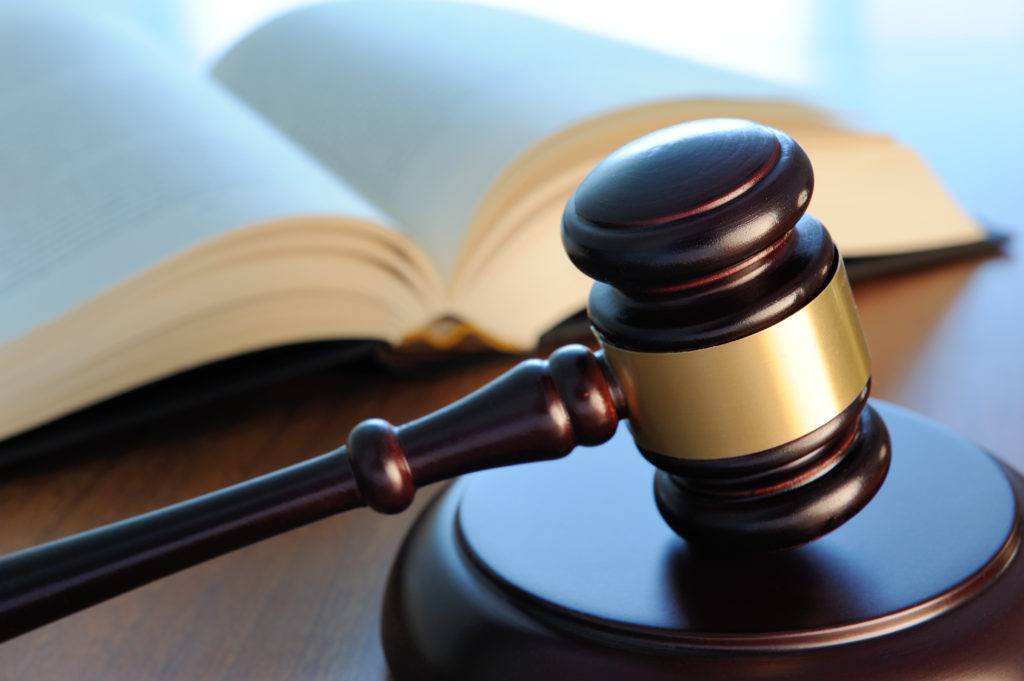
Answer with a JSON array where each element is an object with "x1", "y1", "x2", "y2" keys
[{"x1": 381, "y1": 402, "x2": 1024, "y2": 680}]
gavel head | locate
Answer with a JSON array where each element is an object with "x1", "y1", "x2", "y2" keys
[{"x1": 562, "y1": 118, "x2": 891, "y2": 552}]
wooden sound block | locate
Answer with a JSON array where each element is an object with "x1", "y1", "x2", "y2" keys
[{"x1": 381, "y1": 401, "x2": 1024, "y2": 680}]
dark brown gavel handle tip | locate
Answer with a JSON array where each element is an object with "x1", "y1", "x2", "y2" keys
[{"x1": 0, "y1": 450, "x2": 362, "y2": 642}]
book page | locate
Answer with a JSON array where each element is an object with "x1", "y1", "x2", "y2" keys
[
  {"x1": 212, "y1": 0, "x2": 794, "y2": 278},
  {"x1": 0, "y1": 9, "x2": 395, "y2": 347}
]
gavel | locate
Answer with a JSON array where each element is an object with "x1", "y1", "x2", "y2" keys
[{"x1": 2, "y1": 120, "x2": 1021, "y2": 680}]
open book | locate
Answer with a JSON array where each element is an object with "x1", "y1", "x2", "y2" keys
[{"x1": 0, "y1": 1, "x2": 992, "y2": 444}]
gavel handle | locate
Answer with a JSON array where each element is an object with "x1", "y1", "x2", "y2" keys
[{"x1": 0, "y1": 345, "x2": 624, "y2": 642}]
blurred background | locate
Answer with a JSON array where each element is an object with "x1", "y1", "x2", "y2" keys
[{"x1": 7, "y1": 0, "x2": 1023, "y2": 233}]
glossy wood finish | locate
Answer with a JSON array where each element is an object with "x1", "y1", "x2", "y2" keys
[
  {"x1": 384, "y1": 404, "x2": 1022, "y2": 680},
  {"x1": 563, "y1": 118, "x2": 891, "y2": 549},
  {"x1": 564, "y1": 119, "x2": 834, "y2": 352},
  {"x1": 0, "y1": 345, "x2": 624, "y2": 642},
  {"x1": 652, "y1": 399, "x2": 890, "y2": 551},
  {"x1": 458, "y1": 409, "x2": 1017, "y2": 638}
]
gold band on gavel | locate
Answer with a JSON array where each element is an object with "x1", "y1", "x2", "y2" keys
[{"x1": 600, "y1": 260, "x2": 871, "y2": 460}]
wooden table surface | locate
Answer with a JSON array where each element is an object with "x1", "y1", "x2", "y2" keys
[{"x1": 0, "y1": 242, "x2": 1020, "y2": 680}]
